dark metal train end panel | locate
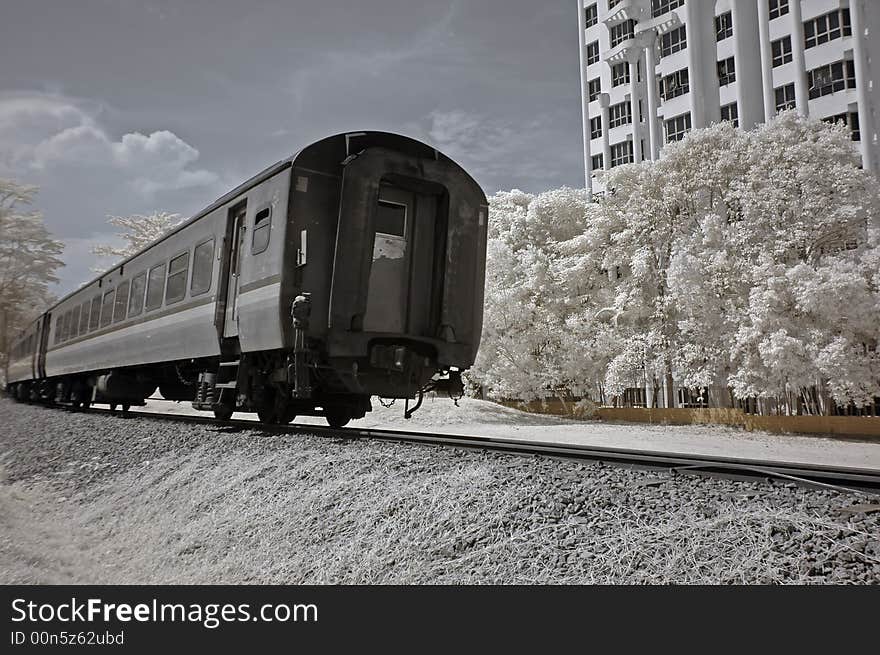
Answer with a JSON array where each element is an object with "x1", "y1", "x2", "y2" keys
[{"x1": 325, "y1": 144, "x2": 488, "y2": 368}]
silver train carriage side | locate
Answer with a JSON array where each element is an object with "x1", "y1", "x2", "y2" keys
[{"x1": 5, "y1": 132, "x2": 488, "y2": 427}]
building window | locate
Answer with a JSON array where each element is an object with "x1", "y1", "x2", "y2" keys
[
  {"x1": 804, "y1": 9, "x2": 852, "y2": 49},
  {"x1": 665, "y1": 113, "x2": 691, "y2": 143},
  {"x1": 771, "y1": 36, "x2": 792, "y2": 67},
  {"x1": 588, "y1": 77, "x2": 601, "y2": 102},
  {"x1": 717, "y1": 56, "x2": 736, "y2": 86},
  {"x1": 659, "y1": 26, "x2": 687, "y2": 58},
  {"x1": 610, "y1": 141, "x2": 634, "y2": 168},
  {"x1": 608, "y1": 101, "x2": 632, "y2": 128},
  {"x1": 659, "y1": 68, "x2": 689, "y2": 101},
  {"x1": 823, "y1": 112, "x2": 861, "y2": 142},
  {"x1": 585, "y1": 3, "x2": 598, "y2": 28},
  {"x1": 608, "y1": 0, "x2": 622, "y2": 8},
  {"x1": 768, "y1": 0, "x2": 789, "y2": 20},
  {"x1": 590, "y1": 116, "x2": 603, "y2": 140},
  {"x1": 651, "y1": 0, "x2": 684, "y2": 19},
  {"x1": 591, "y1": 153, "x2": 604, "y2": 171},
  {"x1": 611, "y1": 62, "x2": 630, "y2": 87},
  {"x1": 720, "y1": 102, "x2": 739, "y2": 127},
  {"x1": 715, "y1": 12, "x2": 733, "y2": 41},
  {"x1": 774, "y1": 83, "x2": 796, "y2": 112},
  {"x1": 610, "y1": 20, "x2": 636, "y2": 48},
  {"x1": 842, "y1": 8, "x2": 853, "y2": 36},
  {"x1": 808, "y1": 60, "x2": 856, "y2": 99},
  {"x1": 586, "y1": 40, "x2": 600, "y2": 65}
]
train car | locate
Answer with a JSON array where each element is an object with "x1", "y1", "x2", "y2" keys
[{"x1": 5, "y1": 132, "x2": 488, "y2": 427}]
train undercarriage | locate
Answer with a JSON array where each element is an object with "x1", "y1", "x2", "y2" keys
[{"x1": 7, "y1": 343, "x2": 464, "y2": 429}]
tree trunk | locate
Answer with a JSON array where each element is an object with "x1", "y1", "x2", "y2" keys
[{"x1": 664, "y1": 360, "x2": 675, "y2": 408}]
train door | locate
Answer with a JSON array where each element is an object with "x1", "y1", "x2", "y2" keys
[
  {"x1": 363, "y1": 186, "x2": 414, "y2": 333},
  {"x1": 36, "y1": 314, "x2": 50, "y2": 378},
  {"x1": 223, "y1": 204, "x2": 247, "y2": 338}
]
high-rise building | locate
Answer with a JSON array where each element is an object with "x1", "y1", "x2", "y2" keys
[{"x1": 577, "y1": 0, "x2": 880, "y2": 195}]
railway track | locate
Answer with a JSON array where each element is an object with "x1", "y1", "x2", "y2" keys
[{"x1": 81, "y1": 405, "x2": 880, "y2": 495}]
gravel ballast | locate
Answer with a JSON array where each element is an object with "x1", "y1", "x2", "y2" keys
[{"x1": 1, "y1": 397, "x2": 878, "y2": 584}]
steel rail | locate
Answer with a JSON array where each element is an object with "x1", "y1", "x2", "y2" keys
[{"x1": 84, "y1": 406, "x2": 880, "y2": 494}]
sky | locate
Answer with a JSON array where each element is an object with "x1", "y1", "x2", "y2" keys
[{"x1": 0, "y1": 0, "x2": 585, "y2": 294}]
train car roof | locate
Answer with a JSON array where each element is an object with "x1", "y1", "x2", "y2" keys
[{"x1": 46, "y1": 131, "x2": 483, "y2": 312}]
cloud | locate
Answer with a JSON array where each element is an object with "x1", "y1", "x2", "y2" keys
[
  {"x1": 426, "y1": 109, "x2": 516, "y2": 164},
  {"x1": 54, "y1": 234, "x2": 118, "y2": 295},
  {"x1": 0, "y1": 92, "x2": 218, "y2": 196},
  {"x1": 417, "y1": 109, "x2": 579, "y2": 193}
]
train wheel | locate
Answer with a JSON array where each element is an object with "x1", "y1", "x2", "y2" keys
[
  {"x1": 214, "y1": 404, "x2": 234, "y2": 421},
  {"x1": 325, "y1": 408, "x2": 351, "y2": 429},
  {"x1": 256, "y1": 388, "x2": 277, "y2": 424},
  {"x1": 256, "y1": 406, "x2": 277, "y2": 424},
  {"x1": 256, "y1": 386, "x2": 288, "y2": 424}
]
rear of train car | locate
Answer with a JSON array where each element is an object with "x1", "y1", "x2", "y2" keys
[{"x1": 4, "y1": 132, "x2": 488, "y2": 427}]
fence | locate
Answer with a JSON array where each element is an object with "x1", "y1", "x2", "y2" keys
[{"x1": 499, "y1": 400, "x2": 880, "y2": 439}]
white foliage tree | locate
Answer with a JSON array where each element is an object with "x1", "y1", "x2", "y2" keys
[
  {"x1": 468, "y1": 187, "x2": 610, "y2": 406},
  {"x1": 0, "y1": 179, "x2": 64, "y2": 371},
  {"x1": 473, "y1": 112, "x2": 880, "y2": 414},
  {"x1": 726, "y1": 113, "x2": 880, "y2": 410},
  {"x1": 92, "y1": 211, "x2": 183, "y2": 266}
]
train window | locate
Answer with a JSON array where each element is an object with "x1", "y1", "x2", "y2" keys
[
  {"x1": 53, "y1": 316, "x2": 61, "y2": 344},
  {"x1": 190, "y1": 239, "x2": 214, "y2": 295},
  {"x1": 146, "y1": 263, "x2": 166, "y2": 311},
  {"x1": 70, "y1": 305, "x2": 81, "y2": 339},
  {"x1": 375, "y1": 200, "x2": 406, "y2": 237},
  {"x1": 114, "y1": 280, "x2": 130, "y2": 322},
  {"x1": 165, "y1": 252, "x2": 189, "y2": 304},
  {"x1": 89, "y1": 295, "x2": 102, "y2": 331},
  {"x1": 79, "y1": 301, "x2": 91, "y2": 334},
  {"x1": 62, "y1": 311, "x2": 71, "y2": 342},
  {"x1": 252, "y1": 208, "x2": 271, "y2": 254},
  {"x1": 128, "y1": 272, "x2": 146, "y2": 317},
  {"x1": 100, "y1": 290, "x2": 116, "y2": 328}
]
